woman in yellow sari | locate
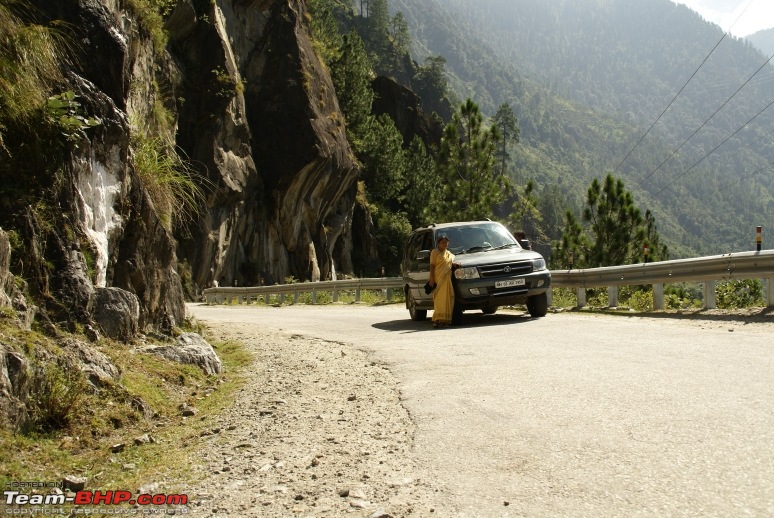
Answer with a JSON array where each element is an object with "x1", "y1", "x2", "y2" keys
[{"x1": 428, "y1": 234, "x2": 460, "y2": 328}]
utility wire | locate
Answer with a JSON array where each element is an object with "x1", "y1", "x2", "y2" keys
[
  {"x1": 637, "y1": 51, "x2": 774, "y2": 188},
  {"x1": 730, "y1": 159, "x2": 774, "y2": 186},
  {"x1": 614, "y1": 0, "x2": 755, "y2": 174},
  {"x1": 654, "y1": 95, "x2": 774, "y2": 196},
  {"x1": 614, "y1": 34, "x2": 727, "y2": 173}
]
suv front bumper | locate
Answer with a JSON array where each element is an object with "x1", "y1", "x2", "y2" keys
[{"x1": 454, "y1": 270, "x2": 551, "y2": 308}]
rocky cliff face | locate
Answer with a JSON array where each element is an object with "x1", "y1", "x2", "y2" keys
[
  {"x1": 15, "y1": 0, "x2": 186, "y2": 331},
  {"x1": 2, "y1": 0, "x2": 422, "y2": 334},
  {"x1": 170, "y1": 0, "x2": 359, "y2": 288},
  {"x1": 21, "y1": 0, "x2": 355, "y2": 325}
]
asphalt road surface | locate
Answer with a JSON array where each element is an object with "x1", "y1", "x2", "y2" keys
[{"x1": 189, "y1": 303, "x2": 774, "y2": 517}]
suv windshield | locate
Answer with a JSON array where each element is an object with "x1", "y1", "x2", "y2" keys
[{"x1": 441, "y1": 223, "x2": 520, "y2": 254}]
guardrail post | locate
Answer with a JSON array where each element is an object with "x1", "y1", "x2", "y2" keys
[
  {"x1": 333, "y1": 287, "x2": 339, "y2": 303},
  {"x1": 312, "y1": 289, "x2": 317, "y2": 304},
  {"x1": 355, "y1": 288, "x2": 361, "y2": 302},
  {"x1": 293, "y1": 291, "x2": 300, "y2": 304},
  {"x1": 766, "y1": 278, "x2": 774, "y2": 308},
  {"x1": 576, "y1": 288, "x2": 586, "y2": 308},
  {"x1": 386, "y1": 288, "x2": 393, "y2": 301},
  {"x1": 608, "y1": 286, "x2": 618, "y2": 307},
  {"x1": 280, "y1": 293, "x2": 285, "y2": 305},
  {"x1": 546, "y1": 288, "x2": 553, "y2": 306},
  {"x1": 653, "y1": 283, "x2": 665, "y2": 310},
  {"x1": 704, "y1": 280, "x2": 716, "y2": 309}
]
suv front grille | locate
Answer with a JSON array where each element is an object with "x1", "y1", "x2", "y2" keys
[{"x1": 479, "y1": 261, "x2": 532, "y2": 278}]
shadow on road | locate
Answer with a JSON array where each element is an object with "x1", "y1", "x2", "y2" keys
[
  {"x1": 577, "y1": 306, "x2": 774, "y2": 324},
  {"x1": 372, "y1": 311, "x2": 534, "y2": 333}
]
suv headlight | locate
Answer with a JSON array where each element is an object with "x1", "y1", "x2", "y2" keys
[
  {"x1": 532, "y1": 258, "x2": 546, "y2": 271},
  {"x1": 454, "y1": 267, "x2": 480, "y2": 280}
]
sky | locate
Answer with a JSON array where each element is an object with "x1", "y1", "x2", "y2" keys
[{"x1": 672, "y1": 0, "x2": 774, "y2": 37}]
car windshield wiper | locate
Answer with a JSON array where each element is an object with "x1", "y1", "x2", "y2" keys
[
  {"x1": 460, "y1": 245, "x2": 492, "y2": 254},
  {"x1": 491, "y1": 243, "x2": 521, "y2": 251}
]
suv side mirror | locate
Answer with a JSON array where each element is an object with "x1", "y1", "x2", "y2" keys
[
  {"x1": 416, "y1": 250, "x2": 430, "y2": 261},
  {"x1": 519, "y1": 239, "x2": 531, "y2": 250}
]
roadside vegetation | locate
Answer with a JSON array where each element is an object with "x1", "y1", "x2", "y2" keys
[
  {"x1": 0, "y1": 315, "x2": 252, "y2": 493},
  {"x1": 549, "y1": 280, "x2": 766, "y2": 312}
]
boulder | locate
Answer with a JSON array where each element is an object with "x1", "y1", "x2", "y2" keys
[
  {"x1": 0, "y1": 229, "x2": 34, "y2": 329},
  {"x1": 0, "y1": 343, "x2": 30, "y2": 430},
  {"x1": 60, "y1": 338, "x2": 120, "y2": 387},
  {"x1": 144, "y1": 333, "x2": 222, "y2": 375},
  {"x1": 90, "y1": 288, "x2": 140, "y2": 341},
  {"x1": 0, "y1": 229, "x2": 13, "y2": 307}
]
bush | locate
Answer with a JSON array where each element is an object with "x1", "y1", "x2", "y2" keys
[
  {"x1": 716, "y1": 279, "x2": 764, "y2": 309},
  {"x1": 130, "y1": 126, "x2": 206, "y2": 231},
  {"x1": 626, "y1": 289, "x2": 653, "y2": 312},
  {"x1": 27, "y1": 363, "x2": 88, "y2": 434},
  {"x1": 549, "y1": 287, "x2": 576, "y2": 308}
]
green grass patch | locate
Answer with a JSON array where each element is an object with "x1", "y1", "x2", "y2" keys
[{"x1": 0, "y1": 321, "x2": 253, "y2": 493}]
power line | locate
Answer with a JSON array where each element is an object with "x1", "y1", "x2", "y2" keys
[
  {"x1": 637, "y1": 51, "x2": 774, "y2": 189},
  {"x1": 653, "y1": 95, "x2": 774, "y2": 196},
  {"x1": 614, "y1": 0, "x2": 755, "y2": 174},
  {"x1": 614, "y1": 34, "x2": 727, "y2": 173}
]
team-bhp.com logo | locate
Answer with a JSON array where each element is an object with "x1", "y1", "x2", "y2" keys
[{"x1": 4, "y1": 484, "x2": 189, "y2": 515}]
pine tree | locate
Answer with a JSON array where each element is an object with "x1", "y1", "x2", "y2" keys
[
  {"x1": 492, "y1": 103, "x2": 520, "y2": 177},
  {"x1": 552, "y1": 174, "x2": 668, "y2": 268},
  {"x1": 368, "y1": 0, "x2": 390, "y2": 40},
  {"x1": 401, "y1": 136, "x2": 439, "y2": 227},
  {"x1": 427, "y1": 99, "x2": 510, "y2": 222},
  {"x1": 330, "y1": 31, "x2": 374, "y2": 144},
  {"x1": 391, "y1": 12, "x2": 411, "y2": 55},
  {"x1": 359, "y1": 114, "x2": 407, "y2": 204}
]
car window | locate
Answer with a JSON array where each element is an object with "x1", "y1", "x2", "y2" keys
[
  {"x1": 445, "y1": 223, "x2": 519, "y2": 253},
  {"x1": 420, "y1": 232, "x2": 433, "y2": 251},
  {"x1": 406, "y1": 233, "x2": 422, "y2": 260}
]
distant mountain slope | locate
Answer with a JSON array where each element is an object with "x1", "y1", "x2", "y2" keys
[
  {"x1": 392, "y1": 0, "x2": 774, "y2": 256},
  {"x1": 747, "y1": 28, "x2": 774, "y2": 57}
]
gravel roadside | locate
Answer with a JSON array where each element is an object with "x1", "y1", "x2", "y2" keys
[{"x1": 183, "y1": 321, "x2": 446, "y2": 517}]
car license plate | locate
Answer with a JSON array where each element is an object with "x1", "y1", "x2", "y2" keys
[{"x1": 495, "y1": 278, "x2": 526, "y2": 289}]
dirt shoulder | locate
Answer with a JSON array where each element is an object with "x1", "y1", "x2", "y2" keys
[{"x1": 182, "y1": 321, "x2": 443, "y2": 516}]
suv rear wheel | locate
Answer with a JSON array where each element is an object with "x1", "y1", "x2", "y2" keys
[
  {"x1": 527, "y1": 292, "x2": 548, "y2": 318},
  {"x1": 408, "y1": 290, "x2": 427, "y2": 321}
]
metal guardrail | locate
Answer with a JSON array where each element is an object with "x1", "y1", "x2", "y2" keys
[
  {"x1": 551, "y1": 250, "x2": 774, "y2": 309},
  {"x1": 202, "y1": 250, "x2": 774, "y2": 310},
  {"x1": 202, "y1": 277, "x2": 404, "y2": 305}
]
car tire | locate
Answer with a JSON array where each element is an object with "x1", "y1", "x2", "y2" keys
[
  {"x1": 452, "y1": 301, "x2": 464, "y2": 325},
  {"x1": 408, "y1": 291, "x2": 427, "y2": 321},
  {"x1": 527, "y1": 292, "x2": 548, "y2": 318},
  {"x1": 482, "y1": 306, "x2": 497, "y2": 315}
]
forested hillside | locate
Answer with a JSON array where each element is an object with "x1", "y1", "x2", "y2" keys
[
  {"x1": 748, "y1": 28, "x2": 774, "y2": 57},
  {"x1": 392, "y1": 0, "x2": 774, "y2": 257}
]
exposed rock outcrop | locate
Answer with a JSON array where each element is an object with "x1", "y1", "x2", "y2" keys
[
  {"x1": 90, "y1": 288, "x2": 140, "y2": 342},
  {"x1": 143, "y1": 333, "x2": 222, "y2": 376},
  {"x1": 0, "y1": 230, "x2": 13, "y2": 309},
  {"x1": 18, "y1": 0, "x2": 186, "y2": 330},
  {"x1": 60, "y1": 337, "x2": 120, "y2": 388},
  {"x1": 0, "y1": 229, "x2": 34, "y2": 329},
  {"x1": 371, "y1": 76, "x2": 444, "y2": 148},
  {"x1": 172, "y1": 0, "x2": 359, "y2": 287},
  {"x1": 0, "y1": 343, "x2": 30, "y2": 430}
]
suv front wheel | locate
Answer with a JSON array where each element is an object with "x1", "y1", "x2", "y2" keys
[{"x1": 527, "y1": 292, "x2": 548, "y2": 318}]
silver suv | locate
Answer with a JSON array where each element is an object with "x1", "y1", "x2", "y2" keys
[{"x1": 402, "y1": 221, "x2": 551, "y2": 322}]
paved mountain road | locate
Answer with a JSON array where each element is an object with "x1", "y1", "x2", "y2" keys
[{"x1": 188, "y1": 304, "x2": 774, "y2": 517}]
